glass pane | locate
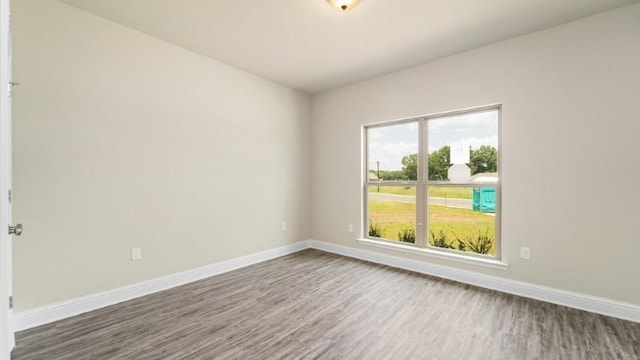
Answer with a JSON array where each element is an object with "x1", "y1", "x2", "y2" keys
[
  {"x1": 368, "y1": 186, "x2": 416, "y2": 243},
  {"x1": 427, "y1": 186, "x2": 496, "y2": 256},
  {"x1": 368, "y1": 122, "x2": 418, "y2": 181},
  {"x1": 427, "y1": 109, "x2": 499, "y2": 183}
]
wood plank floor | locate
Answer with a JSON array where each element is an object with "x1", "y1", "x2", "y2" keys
[{"x1": 12, "y1": 249, "x2": 640, "y2": 360}]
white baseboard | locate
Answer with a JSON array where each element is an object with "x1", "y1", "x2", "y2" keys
[
  {"x1": 309, "y1": 239, "x2": 640, "y2": 323},
  {"x1": 15, "y1": 238, "x2": 639, "y2": 332},
  {"x1": 14, "y1": 240, "x2": 310, "y2": 331}
]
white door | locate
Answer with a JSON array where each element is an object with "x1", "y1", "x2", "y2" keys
[{"x1": 0, "y1": 0, "x2": 16, "y2": 357}]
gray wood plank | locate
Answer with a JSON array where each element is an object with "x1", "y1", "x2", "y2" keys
[{"x1": 12, "y1": 249, "x2": 640, "y2": 360}]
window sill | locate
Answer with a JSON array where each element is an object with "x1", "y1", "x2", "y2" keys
[{"x1": 356, "y1": 238, "x2": 509, "y2": 271}]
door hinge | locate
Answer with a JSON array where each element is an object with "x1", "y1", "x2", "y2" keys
[
  {"x1": 9, "y1": 296, "x2": 13, "y2": 310},
  {"x1": 7, "y1": 82, "x2": 19, "y2": 98},
  {"x1": 8, "y1": 189, "x2": 11, "y2": 203}
]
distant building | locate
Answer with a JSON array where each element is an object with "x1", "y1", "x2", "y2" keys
[{"x1": 469, "y1": 172, "x2": 498, "y2": 183}]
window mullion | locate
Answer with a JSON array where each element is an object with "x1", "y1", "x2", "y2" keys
[{"x1": 416, "y1": 118, "x2": 427, "y2": 247}]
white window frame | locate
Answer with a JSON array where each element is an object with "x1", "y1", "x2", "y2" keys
[{"x1": 363, "y1": 105, "x2": 502, "y2": 263}]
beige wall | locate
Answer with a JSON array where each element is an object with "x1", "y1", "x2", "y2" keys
[
  {"x1": 12, "y1": 0, "x2": 311, "y2": 310},
  {"x1": 12, "y1": 0, "x2": 640, "y2": 312},
  {"x1": 311, "y1": 4, "x2": 640, "y2": 304}
]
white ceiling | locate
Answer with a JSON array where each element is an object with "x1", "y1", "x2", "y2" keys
[{"x1": 58, "y1": 0, "x2": 638, "y2": 94}]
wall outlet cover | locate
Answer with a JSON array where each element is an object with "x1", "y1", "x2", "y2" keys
[{"x1": 131, "y1": 247, "x2": 142, "y2": 261}]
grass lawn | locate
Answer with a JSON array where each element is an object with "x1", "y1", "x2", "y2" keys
[
  {"x1": 368, "y1": 199, "x2": 495, "y2": 255},
  {"x1": 367, "y1": 199, "x2": 416, "y2": 242},
  {"x1": 368, "y1": 186, "x2": 415, "y2": 196},
  {"x1": 429, "y1": 187, "x2": 473, "y2": 200},
  {"x1": 368, "y1": 185, "x2": 473, "y2": 199}
]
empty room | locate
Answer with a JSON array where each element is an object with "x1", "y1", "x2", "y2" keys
[{"x1": 0, "y1": 0, "x2": 639, "y2": 359}]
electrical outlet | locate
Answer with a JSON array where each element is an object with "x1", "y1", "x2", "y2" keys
[
  {"x1": 131, "y1": 247, "x2": 142, "y2": 261},
  {"x1": 348, "y1": 224, "x2": 353, "y2": 233},
  {"x1": 281, "y1": 222, "x2": 287, "y2": 231},
  {"x1": 520, "y1": 247, "x2": 530, "y2": 260}
]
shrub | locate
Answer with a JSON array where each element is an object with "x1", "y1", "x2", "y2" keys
[
  {"x1": 398, "y1": 228, "x2": 415, "y2": 243},
  {"x1": 454, "y1": 228, "x2": 494, "y2": 255},
  {"x1": 429, "y1": 229, "x2": 455, "y2": 249},
  {"x1": 457, "y1": 240, "x2": 467, "y2": 252},
  {"x1": 368, "y1": 219, "x2": 384, "y2": 238}
]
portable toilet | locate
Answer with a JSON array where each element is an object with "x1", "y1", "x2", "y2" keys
[
  {"x1": 473, "y1": 187, "x2": 495, "y2": 213},
  {"x1": 470, "y1": 172, "x2": 497, "y2": 213}
]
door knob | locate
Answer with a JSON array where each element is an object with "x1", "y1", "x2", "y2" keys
[{"x1": 8, "y1": 224, "x2": 22, "y2": 236}]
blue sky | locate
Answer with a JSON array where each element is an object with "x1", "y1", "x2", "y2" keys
[{"x1": 368, "y1": 109, "x2": 498, "y2": 171}]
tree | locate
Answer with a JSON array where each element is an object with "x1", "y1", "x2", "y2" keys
[
  {"x1": 428, "y1": 146, "x2": 450, "y2": 181},
  {"x1": 399, "y1": 144, "x2": 497, "y2": 182},
  {"x1": 380, "y1": 170, "x2": 404, "y2": 181},
  {"x1": 469, "y1": 145, "x2": 497, "y2": 175},
  {"x1": 401, "y1": 153, "x2": 418, "y2": 180}
]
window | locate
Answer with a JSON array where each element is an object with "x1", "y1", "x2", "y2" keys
[
  {"x1": 366, "y1": 122, "x2": 418, "y2": 243},
  {"x1": 364, "y1": 106, "x2": 501, "y2": 259}
]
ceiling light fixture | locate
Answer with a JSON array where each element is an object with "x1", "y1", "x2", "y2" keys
[{"x1": 327, "y1": 0, "x2": 360, "y2": 12}]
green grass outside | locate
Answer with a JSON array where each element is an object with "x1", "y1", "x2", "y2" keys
[
  {"x1": 367, "y1": 199, "x2": 416, "y2": 242},
  {"x1": 368, "y1": 199, "x2": 495, "y2": 255},
  {"x1": 368, "y1": 186, "x2": 473, "y2": 199},
  {"x1": 368, "y1": 185, "x2": 415, "y2": 195}
]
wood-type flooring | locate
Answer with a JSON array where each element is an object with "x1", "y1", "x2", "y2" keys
[{"x1": 12, "y1": 249, "x2": 640, "y2": 359}]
